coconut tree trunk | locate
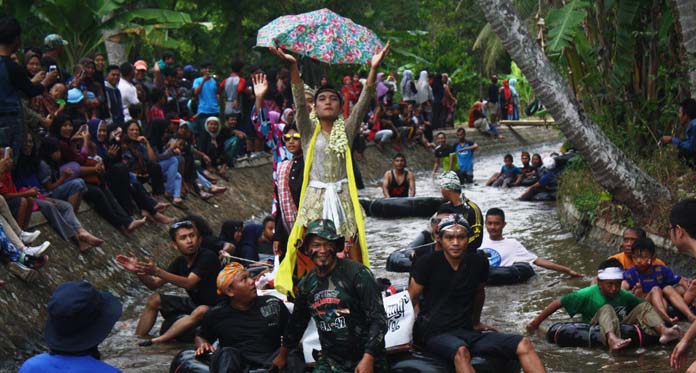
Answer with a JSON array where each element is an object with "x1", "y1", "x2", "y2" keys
[
  {"x1": 672, "y1": 0, "x2": 696, "y2": 97},
  {"x1": 476, "y1": 0, "x2": 670, "y2": 218}
]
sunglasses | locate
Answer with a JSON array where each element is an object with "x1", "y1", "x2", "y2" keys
[
  {"x1": 283, "y1": 133, "x2": 301, "y2": 141},
  {"x1": 170, "y1": 220, "x2": 194, "y2": 230}
]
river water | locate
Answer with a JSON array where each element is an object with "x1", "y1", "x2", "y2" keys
[{"x1": 96, "y1": 142, "x2": 684, "y2": 372}]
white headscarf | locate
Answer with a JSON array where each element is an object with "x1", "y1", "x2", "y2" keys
[{"x1": 416, "y1": 70, "x2": 431, "y2": 104}]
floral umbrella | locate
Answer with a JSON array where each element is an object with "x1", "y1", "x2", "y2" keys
[{"x1": 256, "y1": 8, "x2": 383, "y2": 65}]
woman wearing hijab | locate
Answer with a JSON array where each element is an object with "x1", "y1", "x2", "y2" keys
[
  {"x1": 88, "y1": 119, "x2": 173, "y2": 224},
  {"x1": 499, "y1": 79, "x2": 513, "y2": 120},
  {"x1": 430, "y1": 74, "x2": 445, "y2": 129},
  {"x1": 509, "y1": 78, "x2": 520, "y2": 120},
  {"x1": 415, "y1": 70, "x2": 433, "y2": 106},
  {"x1": 376, "y1": 72, "x2": 389, "y2": 104},
  {"x1": 400, "y1": 70, "x2": 417, "y2": 104}
]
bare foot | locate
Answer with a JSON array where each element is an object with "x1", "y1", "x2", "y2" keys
[
  {"x1": 209, "y1": 185, "x2": 227, "y2": 194},
  {"x1": 78, "y1": 240, "x2": 93, "y2": 252},
  {"x1": 153, "y1": 212, "x2": 175, "y2": 225},
  {"x1": 155, "y1": 202, "x2": 170, "y2": 212},
  {"x1": 127, "y1": 216, "x2": 147, "y2": 232},
  {"x1": 660, "y1": 325, "x2": 682, "y2": 344},
  {"x1": 78, "y1": 231, "x2": 104, "y2": 247},
  {"x1": 607, "y1": 334, "x2": 632, "y2": 351}
]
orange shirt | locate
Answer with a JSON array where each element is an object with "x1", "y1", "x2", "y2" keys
[{"x1": 608, "y1": 252, "x2": 665, "y2": 269}]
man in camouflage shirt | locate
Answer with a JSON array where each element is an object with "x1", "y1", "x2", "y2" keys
[{"x1": 273, "y1": 219, "x2": 388, "y2": 373}]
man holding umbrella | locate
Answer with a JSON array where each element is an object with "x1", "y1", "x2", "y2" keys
[{"x1": 264, "y1": 11, "x2": 391, "y2": 295}]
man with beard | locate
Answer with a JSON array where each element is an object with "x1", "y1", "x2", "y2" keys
[
  {"x1": 272, "y1": 219, "x2": 388, "y2": 373},
  {"x1": 116, "y1": 218, "x2": 221, "y2": 345}
]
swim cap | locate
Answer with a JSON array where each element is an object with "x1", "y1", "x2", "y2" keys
[{"x1": 439, "y1": 171, "x2": 461, "y2": 191}]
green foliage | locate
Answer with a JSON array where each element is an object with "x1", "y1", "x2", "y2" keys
[{"x1": 546, "y1": 0, "x2": 589, "y2": 53}]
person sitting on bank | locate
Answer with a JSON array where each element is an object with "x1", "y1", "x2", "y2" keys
[
  {"x1": 195, "y1": 262, "x2": 304, "y2": 372},
  {"x1": 116, "y1": 219, "x2": 221, "y2": 345},
  {"x1": 660, "y1": 98, "x2": 696, "y2": 168},
  {"x1": 486, "y1": 153, "x2": 523, "y2": 188},
  {"x1": 273, "y1": 219, "x2": 388, "y2": 372},
  {"x1": 19, "y1": 281, "x2": 123, "y2": 373},
  {"x1": 409, "y1": 214, "x2": 547, "y2": 372},
  {"x1": 609, "y1": 227, "x2": 665, "y2": 270},
  {"x1": 382, "y1": 153, "x2": 415, "y2": 198},
  {"x1": 438, "y1": 171, "x2": 483, "y2": 252},
  {"x1": 622, "y1": 237, "x2": 696, "y2": 323},
  {"x1": 480, "y1": 208, "x2": 582, "y2": 277},
  {"x1": 527, "y1": 258, "x2": 682, "y2": 352}
]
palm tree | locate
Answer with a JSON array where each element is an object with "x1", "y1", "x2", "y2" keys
[
  {"x1": 475, "y1": 0, "x2": 671, "y2": 218},
  {"x1": 673, "y1": 0, "x2": 696, "y2": 96}
]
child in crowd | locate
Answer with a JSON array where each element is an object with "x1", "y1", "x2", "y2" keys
[
  {"x1": 486, "y1": 153, "x2": 522, "y2": 187},
  {"x1": 622, "y1": 237, "x2": 696, "y2": 322},
  {"x1": 527, "y1": 258, "x2": 682, "y2": 352},
  {"x1": 609, "y1": 227, "x2": 665, "y2": 269}
]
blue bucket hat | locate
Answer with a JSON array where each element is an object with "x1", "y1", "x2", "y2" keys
[
  {"x1": 67, "y1": 88, "x2": 84, "y2": 104},
  {"x1": 44, "y1": 281, "x2": 122, "y2": 352}
]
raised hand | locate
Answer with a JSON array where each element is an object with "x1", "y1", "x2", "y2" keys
[
  {"x1": 370, "y1": 40, "x2": 391, "y2": 69},
  {"x1": 269, "y1": 46, "x2": 297, "y2": 65},
  {"x1": 252, "y1": 73, "x2": 269, "y2": 99},
  {"x1": 116, "y1": 254, "x2": 139, "y2": 273}
]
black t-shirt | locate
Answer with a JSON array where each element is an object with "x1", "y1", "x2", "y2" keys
[
  {"x1": 412, "y1": 250, "x2": 489, "y2": 336},
  {"x1": 167, "y1": 249, "x2": 221, "y2": 306},
  {"x1": 434, "y1": 144, "x2": 452, "y2": 159},
  {"x1": 487, "y1": 83, "x2": 499, "y2": 103},
  {"x1": 197, "y1": 295, "x2": 288, "y2": 359}
]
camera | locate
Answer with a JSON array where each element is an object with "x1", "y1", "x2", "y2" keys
[{"x1": 48, "y1": 65, "x2": 57, "y2": 72}]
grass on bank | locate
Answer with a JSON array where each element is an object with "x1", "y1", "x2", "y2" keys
[{"x1": 557, "y1": 147, "x2": 696, "y2": 236}]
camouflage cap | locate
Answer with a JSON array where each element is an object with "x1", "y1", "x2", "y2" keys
[
  {"x1": 44, "y1": 34, "x2": 68, "y2": 49},
  {"x1": 305, "y1": 219, "x2": 342, "y2": 242}
]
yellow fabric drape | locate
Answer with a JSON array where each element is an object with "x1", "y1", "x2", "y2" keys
[{"x1": 275, "y1": 124, "x2": 369, "y2": 296}]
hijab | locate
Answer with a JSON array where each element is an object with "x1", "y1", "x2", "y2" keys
[
  {"x1": 468, "y1": 101, "x2": 483, "y2": 128},
  {"x1": 146, "y1": 118, "x2": 169, "y2": 152},
  {"x1": 88, "y1": 119, "x2": 108, "y2": 159},
  {"x1": 280, "y1": 108, "x2": 294, "y2": 125},
  {"x1": 416, "y1": 70, "x2": 430, "y2": 104},
  {"x1": 400, "y1": 70, "x2": 413, "y2": 93},
  {"x1": 204, "y1": 116, "x2": 221, "y2": 138},
  {"x1": 502, "y1": 79, "x2": 512, "y2": 101},
  {"x1": 376, "y1": 72, "x2": 388, "y2": 99},
  {"x1": 509, "y1": 78, "x2": 518, "y2": 96}
]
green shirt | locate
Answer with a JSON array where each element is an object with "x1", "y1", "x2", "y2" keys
[
  {"x1": 560, "y1": 284, "x2": 643, "y2": 323},
  {"x1": 284, "y1": 259, "x2": 387, "y2": 371}
]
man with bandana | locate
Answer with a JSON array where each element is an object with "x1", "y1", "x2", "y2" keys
[
  {"x1": 438, "y1": 171, "x2": 483, "y2": 252},
  {"x1": 273, "y1": 219, "x2": 388, "y2": 373},
  {"x1": 409, "y1": 214, "x2": 547, "y2": 372},
  {"x1": 194, "y1": 263, "x2": 303, "y2": 372},
  {"x1": 527, "y1": 258, "x2": 682, "y2": 352}
]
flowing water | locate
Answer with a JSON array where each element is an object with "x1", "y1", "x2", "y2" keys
[{"x1": 97, "y1": 142, "x2": 683, "y2": 372}]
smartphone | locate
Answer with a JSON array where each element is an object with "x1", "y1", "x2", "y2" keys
[
  {"x1": 80, "y1": 124, "x2": 88, "y2": 134},
  {"x1": 48, "y1": 65, "x2": 57, "y2": 72},
  {"x1": 4, "y1": 147, "x2": 10, "y2": 159}
]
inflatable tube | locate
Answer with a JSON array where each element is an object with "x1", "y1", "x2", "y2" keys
[
  {"x1": 388, "y1": 350, "x2": 521, "y2": 373},
  {"x1": 386, "y1": 248, "x2": 415, "y2": 273},
  {"x1": 360, "y1": 197, "x2": 444, "y2": 218},
  {"x1": 488, "y1": 262, "x2": 536, "y2": 285},
  {"x1": 387, "y1": 247, "x2": 535, "y2": 286},
  {"x1": 546, "y1": 322, "x2": 660, "y2": 348},
  {"x1": 169, "y1": 349, "x2": 210, "y2": 373},
  {"x1": 170, "y1": 348, "x2": 521, "y2": 373},
  {"x1": 160, "y1": 314, "x2": 196, "y2": 343},
  {"x1": 530, "y1": 191, "x2": 556, "y2": 202}
]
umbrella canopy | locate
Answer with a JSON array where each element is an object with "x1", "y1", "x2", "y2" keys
[{"x1": 257, "y1": 8, "x2": 383, "y2": 65}]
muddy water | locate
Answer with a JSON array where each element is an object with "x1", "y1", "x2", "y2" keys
[{"x1": 99, "y1": 142, "x2": 683, "y2": 372}]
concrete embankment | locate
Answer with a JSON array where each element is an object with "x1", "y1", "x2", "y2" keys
[
  {"x1": 0, "y1": 125, "x2": 560, "y2": 362},
  {"x1": 557, "y1": 198, "x2": 696, "y2": 276}
]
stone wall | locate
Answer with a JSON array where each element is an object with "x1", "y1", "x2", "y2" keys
[
  {"x1": 0, "y1": 125, "x2": 560, "y2": 360},
  {"x1": 557, "y1": 198, "x2": 696, "y2": 276}
]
